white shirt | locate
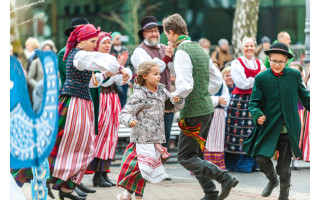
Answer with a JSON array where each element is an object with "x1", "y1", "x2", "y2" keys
[
  {"x1": 130, "y1": 40, "x2": 170, "y2": 73},
  {"x1": 211, "y1": 80, "x2": 231, "y2": 108},
  {"x1": 171, "y1": 40, "x2": 223, "y2": 99},
  {"x1": 101, "y1": 68, "x2": 133, "y2": 87},
  {"x1": 231, "y1": 56, "x2": 266, "y2": 90},
  {"x1": 73, "y1": 50, "x2": 121, "y2": 88}
]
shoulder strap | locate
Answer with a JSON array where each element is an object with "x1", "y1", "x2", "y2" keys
[
  {"x1": 237, "y1": 57, "x2": 247, "y2": 70},
  {"x1": 255, "y1": 59, "x2": 261, "y2": 71}
]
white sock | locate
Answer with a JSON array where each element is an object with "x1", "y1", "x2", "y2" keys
[
  {"x1": 123, "y1": 190, "x2": 132, "y2": 199},
  {"x1": 292, "y1": 159, "x2": 299, "y2": 167}
]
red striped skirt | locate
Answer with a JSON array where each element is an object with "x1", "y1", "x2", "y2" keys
[
  {"x1": 302, "y1": 111, "x2": 310, "y2": 161},
  {"x1": 51, "y1": 96, "x2": 95, "y2": 186},
  {"x1": 95, "y1": 92, "x2": 121, "y2": 160}
]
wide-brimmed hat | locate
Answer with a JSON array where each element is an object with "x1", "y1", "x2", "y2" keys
[
  {"x1": 138, "y1": 16, "x2": 163, "y2": 40},
  {"x1": 264, "y1": 42, "x2": 293, "y2": 59},
  {"x1": 64, "y1": 18, "x2": 90, "y2": 37}
]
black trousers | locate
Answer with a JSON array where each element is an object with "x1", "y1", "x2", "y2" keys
[{"x1": 256, "y1": 134, "x2": 292, "y2": 182}]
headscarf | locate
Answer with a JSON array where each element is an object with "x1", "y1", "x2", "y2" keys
[
  {"x1": 63, "y1": 24, "x2": 101, "y2": 61},
  {"x1": 241, "y1": 37, "x2": 256, "y2": 49},
  {"x1": 93, "y1": 31, "x2": 112, "y2": 51}
]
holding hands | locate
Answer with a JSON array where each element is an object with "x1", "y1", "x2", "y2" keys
[
  {"x1": 257, "y1": 115, "x2": 266, "y2": 125},
  {"x1": 218, "y1": 97, "x2": 227, "y2": 106},
  {"x1": 173, "y1": 96, "x2": 181, "y2": 103}
]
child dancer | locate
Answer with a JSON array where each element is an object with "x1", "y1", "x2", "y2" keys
[{"x1": 117, "y1": 61, "x2": 184, "y2": 200}]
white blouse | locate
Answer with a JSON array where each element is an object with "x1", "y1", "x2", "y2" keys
[
  {"x1": 100, "y1": 68, "x2": 133, "y2": 87},
  {"x1": 231, "y1": 56, "x2": 266, "y2": 90},
  {"x1": 210, "y1": 80, "x2": 231, "y2": 108}
]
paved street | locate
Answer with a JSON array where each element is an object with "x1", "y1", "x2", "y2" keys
[{"x1": 19, "y1": 159, "x2": 310, "y2": 200}]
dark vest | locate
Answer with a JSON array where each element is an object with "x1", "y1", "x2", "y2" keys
[
  {"x1": 138, "y1": 42, "x2": 171, "y2": 91},
  {"x1": 59, "y1": 48, "x2": 93, "y2": 101}
]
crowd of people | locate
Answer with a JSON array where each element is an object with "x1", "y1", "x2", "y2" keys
[{"x1": 10, "y1": 13, "x2": 310, "y2": 200}]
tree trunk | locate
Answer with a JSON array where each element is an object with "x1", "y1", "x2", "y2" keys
[{"x1": 231, "y1": 0, "x2": 260, "y2": 59}]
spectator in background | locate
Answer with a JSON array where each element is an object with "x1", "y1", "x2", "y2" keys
[
  {"x1": 198, "y1": 38, "x2": 211, "y2": 55},
  {"x1": 221, "y1": 66, "x2": 234, "y2": 94},
  {"x1": 211, "y1": 38, "x2": 232, "y2": 70},
  {"x1": 255, "y1": 36, "x2": 271, "y2": 61},
  {"x1": 264, "y1": 31, "x2": 294, "y2": 68},
  {"x1": 110, "y1": 31, "x2": 132, "y2": 108},
  {"x1": 24, "y1": 37, "x2": 39, "y2": 72}
]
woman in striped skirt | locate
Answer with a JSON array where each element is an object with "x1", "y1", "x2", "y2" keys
[
  {"x1": 47, "y1": 24, "x2": 130, "y2": 200},
  {"x1": 301, "y1": 73, "x2": 310, "y2": 162},
  {"x1": 204, "y1": 61, "x2": 230, "y2": 169},
  {"x1": 87, "y1": 32, "x2": 132, "y2": 187},
  {"x1": 224, "y1": 37, "x2": 266, "y2": 173}
]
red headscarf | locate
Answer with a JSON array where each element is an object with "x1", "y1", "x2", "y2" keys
[
  {"x1": 93, "y1": 31, "x2": 112, "y2": 51},
  {"x1": 63, "y1": 24, "x2": 101, "y2": 61}
]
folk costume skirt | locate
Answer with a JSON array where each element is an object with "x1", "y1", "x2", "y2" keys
[
  {"x1": 88, "y1": 92, "x2": 121, "y2": 172},
  {"x1": 224, "y1": 94, "x2": 255, "y2": 172},
  {"x1": 301, "y1": 110, "x2": 310, "y2": 161},
  {"x1": 117, "y1": 143, "x2": 146, "y2": 196},
  {"x1": 204, "y1": 108, "x2": 226, "y2": 169},
  {"x1": 48, "y1": 95, "x2": 95, "y2": 190}
]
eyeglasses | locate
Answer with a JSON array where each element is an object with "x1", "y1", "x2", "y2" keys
[
  {"x1": 144, "y1": 29, "x2": 159, "y2": 34},
  {"x1": 269, "y1": 59, "x2": 287, "y2": 66}
]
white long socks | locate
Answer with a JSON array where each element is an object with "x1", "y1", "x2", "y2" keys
[{"x1": 123, "y1": 190, "x2": 132, "y2": 199}]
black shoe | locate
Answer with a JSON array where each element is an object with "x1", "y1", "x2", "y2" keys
[
  {"x1": 59, "y1": 190, "x2": 86, "y2": 200},
  {"x1": 262, "y1": 178, "x2": 279, "y2": 197},
  {"x1": 102, "y1": 172, "x2": 116, "y2": 186},
  {"x1": 164, "y1": 177, "x2": 172, "y2": 181},
  {"x1": 218, "y1": 175, "x2": 239, "y2": 200},
  {"x1": 93, "y1": 172, "x2": 112, "y2": 187},
  {"x1": 278, "y1": 181, "x2": 290, "y2": 200},
  {"x1": 77, "y1": 183, "x2": 96, "y2": 193},
  {"x1": 75, "y1": 187, "x2": 88, "y2": 197},
  {"x1": 46, "y1": 182, "x2": 56, "y2": 199}
]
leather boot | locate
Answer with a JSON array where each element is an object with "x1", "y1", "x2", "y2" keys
[
  {"x1": 196, "y1": 161, "x2": 238, "y2": 200},
  {"x1": 75, "y1": 187, "x2": 87, "y2": 197},
  {"x1": 46, "y1": 182, "x2": 56, "y2": 199},
  {"x1": 102, "y1": 172, "x2": 116, "y2": 186},
  {"x1": 77, "y1": 183, "x2": 96, "y2": 193},
  {"x1": 93, "y1": 172, "x2": 112, "y2": 187},
  {"x1": 256, "y1": 156, "x2": 280, "y2": 197},
  {"x1": 196, "y1": 176, "x2": 219, "y2": 200},
  {"x1": 278, "y1": 181, "x2": 290, "y2": 200}
]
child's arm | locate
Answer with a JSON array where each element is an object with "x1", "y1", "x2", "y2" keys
[
  {"x1": 248, "y1": 76, "x2": 265, "y2": 125},
  {"x1": 119, "y1": 91, "x2": 145, "y2": 127}
]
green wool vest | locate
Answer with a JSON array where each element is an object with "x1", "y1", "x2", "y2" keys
[{"x1": 176, "y1": 41, "x2": 214, "y2": 119}]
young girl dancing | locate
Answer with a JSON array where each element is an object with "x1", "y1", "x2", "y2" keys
[{"x1": 117, "y1": 61, "x2": 184, "y2": 200}]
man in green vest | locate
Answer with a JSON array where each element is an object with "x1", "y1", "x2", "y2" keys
[
  {"x1": 264, "y1": 31, "x2": 294, "y2": 68},
  {"x1": 243, "y1": 43, "x2": 310, "y2": 200},
  {"x1": 163, "y1": 13, "x2": 238, "y2": 200}
]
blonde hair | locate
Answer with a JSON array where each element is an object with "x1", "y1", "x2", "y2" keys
[
  {"x1": 221, "y1": 66, "x2": 231, "y2": 77},
  {"x1": 25, "y1": 37, "x2": 39, "y2": 50},
  {"x1": 136, "y1": 61, "x2": 158, "y2": 86},
  {"x1": 162, "y1": 13, "x2": 188, "y2": 35}
]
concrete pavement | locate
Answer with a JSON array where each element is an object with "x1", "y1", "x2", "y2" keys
[{"x1": 19, "y1": 160, "x2": 310, "y2": 200}]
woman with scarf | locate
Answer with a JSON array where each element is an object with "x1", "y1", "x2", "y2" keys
[
  {"x1": 47, "y1": 24, "x2": 129, "y2": 200},
  {"x1": 224, "y1": 37, "x2": 266, "y2": 173},
  {"x1": 87, "y1": 32, "x2": 132, "y2": 187}
]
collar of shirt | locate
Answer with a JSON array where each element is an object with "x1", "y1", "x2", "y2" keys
[
  {"x1": 240, "y1": 56, "x2": 258, "y2": 70},
  {"x1": 143, "y1": 39, "x2": 161, "y2": 49}
]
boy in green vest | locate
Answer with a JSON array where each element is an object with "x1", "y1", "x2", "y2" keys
[
  {"x1": 162, "y1": 13, "x2": 238, "y2": 200},
  {"x1": 243, "y1": 43, "x2": 310, "y2": 200}
]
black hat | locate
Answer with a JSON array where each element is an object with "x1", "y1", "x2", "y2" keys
[
  {"x1": 64, "y1": 18, "x2": 90, "y2": 37},
  {"x1": 264, "y1": 42, "x2": 294, "y2": 59},
  {"x1": 138, "y1": 16, "x2": 163, "y2": 41}
]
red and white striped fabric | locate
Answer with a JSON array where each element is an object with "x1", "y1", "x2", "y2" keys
[
  {"x1": 302, "y1": 111, "x2": 310, "y2": 161},
  {"x1": 298, "y1": 109, "x2": 305, "y2": 148},
  {"x1": 52, "y1": 97, "x2": 95, "y2": 184},
  {"x1": 205, "y1": 108, "x2": 226, "y2": 152},
  {"x1": 94, "y1": 92, "x2": 121, "y2": 160}
]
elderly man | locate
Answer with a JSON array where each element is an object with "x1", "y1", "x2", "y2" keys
[
  {"x1": 243, "y1": 43, "x2": 310, "y2": 200},
  {"x1": 264, "y1": 31, "x2": 294, "y2": 68},
  {"x1": 131, "y1": 16, "x2": 175, "y2": 151}
]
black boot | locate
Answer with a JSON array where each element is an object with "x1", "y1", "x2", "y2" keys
[
  {"x1": 77, "y1": 183, "x2": 96, "y2": 193},
  {"x1": 278, "y1": 181, "x2": 290, "y2": 200},
  {"x1": 75, "y1": 187, "x2": 88, "y2": 197},
  {"x1": 196, "y1": 176, "x2": 219, "y2": 200},
  {"x1": 102, "y1": 172, "x2": 116, "y2": 186},
  {"x1": 46, "y1": 182, "x2": 56, "y2": 199},
  {"x1": 93, "y1": 172, "x2": 112, "y2": 187},
  {"x1": 59, "y1": 190, "x2": 86, "y2": 200},
  {"x1": 256, "y1": 156, "x2": 280, "y2": 197}
]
